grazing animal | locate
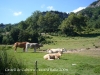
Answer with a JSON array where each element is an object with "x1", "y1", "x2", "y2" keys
[
  {"x1": 47, "y1": 48, "x2": 66, "y2": 54},
  {"x1": 43, "y1": 52, "x2": 62, "y2": 60},
  {"x1": 13, "y1": 42, "x2": 28, "y2": 52},
  {"x1": 25, "y1": 43, "x2": 43, "y2": 52}
]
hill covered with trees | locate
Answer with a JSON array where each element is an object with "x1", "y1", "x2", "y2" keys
[
  {"x1": 78, "y1": 0, "x2": 100, "y2": 29},
  {"x1": 0, "y1": 0, "x2": 100, "y2": 44}
]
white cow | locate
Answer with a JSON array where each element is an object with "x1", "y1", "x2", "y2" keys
[
  {"x1": 25, "y1": 42, "x2": 43, "y2": 52},
  {"x1": 46, "y1": 48, "x2": 67, "y2": 54},
  {"x1": 43, "y1": 52, "x2": 62, "y2": 60}
]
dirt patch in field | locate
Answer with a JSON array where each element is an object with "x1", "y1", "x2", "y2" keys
[
  {"x1": 77, "y1": 49, "x2": 100, "y2": 57},
  {"x1": 38, "y1": 47, "x2": 100, "y2": 57},
  {"x1": 65, "y1": 48, "x2": 100, "y2": 57}
]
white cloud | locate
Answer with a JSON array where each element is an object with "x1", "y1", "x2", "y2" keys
[
  {"x1": 66, "y1": 11, "x2": 69, "y2": 14},
  {"x1": 41, "y1": 4, "x2": 45, "y2": 8},
  {"x1": 47, "y1": 6, "x2": 55, "y2": 10},
  {"x1": 13, "y1": 12, "x2": 22, "y2": 16},
  {"x1": 72, "y1": 7, "x2": 86, "y2": 13}
]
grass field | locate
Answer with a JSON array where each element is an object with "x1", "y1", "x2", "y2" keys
[{"x1": 1, "y1": 35, "x2": 100, "y2": 75}]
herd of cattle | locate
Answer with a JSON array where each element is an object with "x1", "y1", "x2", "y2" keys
[{"x1": 13, "y1": 42, "x2": 67, "y2": 60}]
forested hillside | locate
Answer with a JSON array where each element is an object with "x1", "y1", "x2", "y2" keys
[
  {"x1": 0, "y1": 0, "x2": 100, "y2": 44},
  {"x1": 79, "y1": 0, "x2": 100, "y2": 29}
]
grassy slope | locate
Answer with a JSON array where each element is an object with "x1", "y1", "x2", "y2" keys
[
  {"x1": 3, "y1": 35, "x2": 100, "y2": 75},
  {"x1": 41, "y1": 35, "x2": 100, "y2": 50}
]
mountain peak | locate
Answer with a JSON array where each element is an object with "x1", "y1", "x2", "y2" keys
[{"x1": 88, "y1": 0, "x2": 100, "y2": 8}]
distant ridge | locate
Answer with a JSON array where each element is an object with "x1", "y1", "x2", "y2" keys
[
  {"x1": 0, "y1": 23, "x2": 5, "y2": 28},
  {"x1": 88, "y1": 0, "x2": 100, "y2": 8}
]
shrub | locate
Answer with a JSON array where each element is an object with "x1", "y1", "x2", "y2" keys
[{"x1": 0, "y1": 47, "x2": 27, "y2": 75}]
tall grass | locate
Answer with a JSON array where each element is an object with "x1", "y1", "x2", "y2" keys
[{"x1": 0, "y1": 46, "x2": 27, "y2": 75}]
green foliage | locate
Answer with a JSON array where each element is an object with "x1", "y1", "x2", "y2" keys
[
  {"x1": 18, "y1": 21, "x2": 28, "y2": 30},
  {"x1": 1, "y1": 1, "x2": 100, "y2": 44},
  {"x1": 0, "y1": 48, "x2": 27, "y2": 75},
  {"x1": 4, "y1": 24, "x2": 12, "y2": 32},
  {"x1": 18, "y1": 30, "x2": 29, "y2": 42},
  {"x1": 37, "y1": 12, "x2": 61, "y2": 32},
  {"x1": 26, "y1": 10, "x2": 41, "y2": 32},
  {"x1": 0, "y1": 34, "x2": 3, "y2": 44},
  {"x1": 38, "y1": 35, "x2": 53, "y2": 44},
  {"x1": 80, "y1": 6, "x2": 100, "y2": 29},
  {"x1": 2, "y1": 35, "x2": 14, "y2": 44},
  {"x1": 0, "y1": 27, "x2": 4, "y2": 33},
  {"x1": 0, "y1": 23, "x2": 5, "y2": 33},
  {"x1": 60, "y1": 13, "x2": 87, "y2": 36},
  {"x1": 29, "y1": 31, "x2": 39, "y2": 43},
  {"x1": 9, "y1": 28, "x2": 20, "y2": 43}
]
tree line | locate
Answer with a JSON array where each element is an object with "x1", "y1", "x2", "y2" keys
[{"x1": 0, "y1": 5, "x2": 100, "y2": 44}]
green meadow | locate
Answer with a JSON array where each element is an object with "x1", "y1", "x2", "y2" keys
[{"x1": 1, "y1": 35, "x2": 100, "y2": 75}]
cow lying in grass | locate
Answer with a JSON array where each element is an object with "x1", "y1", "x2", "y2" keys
[
  {"x1": 43, "y1": 52, "x2": 62, "y2": 60},
  {"x1": 46, "y1": 48, "x2": 66, "y2": 54}
]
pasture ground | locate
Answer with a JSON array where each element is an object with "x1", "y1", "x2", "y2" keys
[{"x1": 1, "y1": 35, "x2": 100, "y2": 75}]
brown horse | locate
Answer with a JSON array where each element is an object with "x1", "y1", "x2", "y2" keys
[{"x1": 13, "y1": 42, "x2": 28, "y2": 52}]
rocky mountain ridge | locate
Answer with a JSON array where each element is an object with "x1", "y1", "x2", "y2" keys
[{"x1": 88, "y1": 0, "x2": 100, "y2": 8}]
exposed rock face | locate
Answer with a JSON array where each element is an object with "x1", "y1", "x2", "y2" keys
[{"x1": 88, "y1": 0, "x2": 100, "y2": 8}]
